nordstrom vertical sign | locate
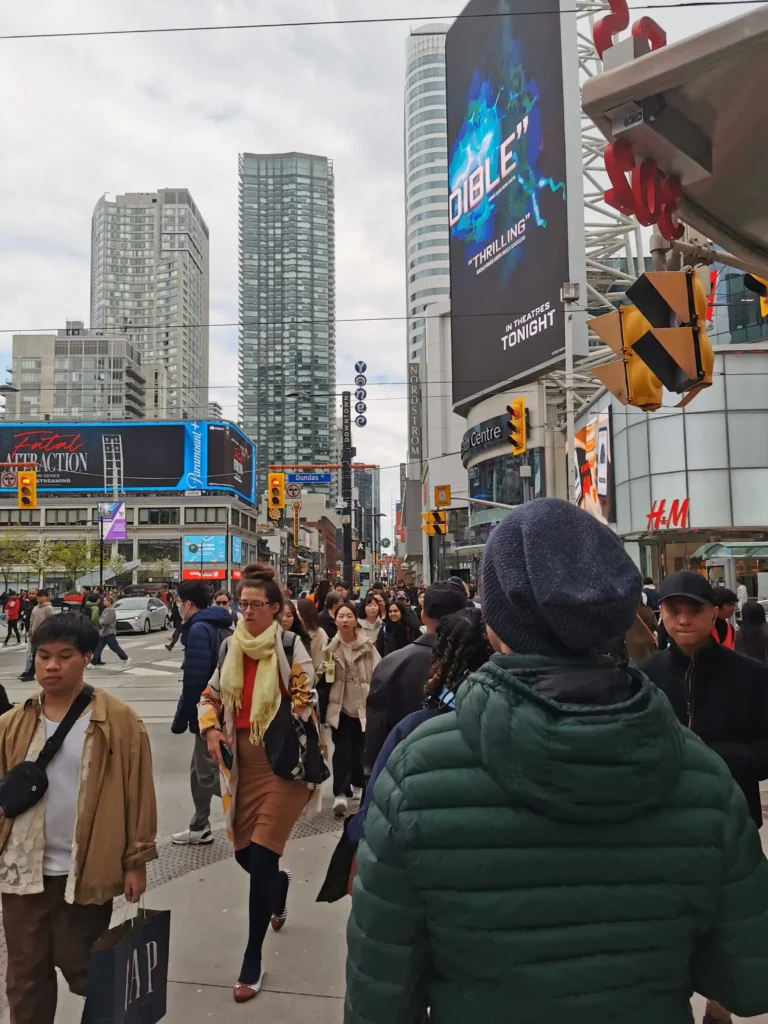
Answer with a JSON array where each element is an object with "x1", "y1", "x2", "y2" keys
[{"x1": 408, "y1": 362, "x2": 422, "y2": 463}]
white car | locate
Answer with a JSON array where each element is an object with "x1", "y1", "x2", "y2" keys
[{"x1": 114, "y1": 597, "x2": 170, "y2": 634}]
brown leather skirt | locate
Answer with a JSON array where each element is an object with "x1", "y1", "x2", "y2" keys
[{"x1": 233, "y1": 730, "x2": 311, "y2": 856}]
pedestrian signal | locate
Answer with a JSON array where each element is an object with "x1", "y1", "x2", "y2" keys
[
  {"x1": 506, "y1": 397, "x2": 527, "y2": 456},
  {"x1": 268, "y1": 473, "x2": 285, "y2": 511},
  {"x1": 590, "y1": 268, "x2": 714, "y2": 410},
  {"x1": 421, "y1": 511, "x2": 448, "y2": 536},
  {"x1": 17, "y1": 470, "x2": 37, "y2": 510}
]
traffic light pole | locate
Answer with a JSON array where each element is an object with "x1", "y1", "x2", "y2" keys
[
  {"x1": 341, "y1": 392, "x2": 354, "y2": 586},
  {"x1": 561, "y1": 283, "x2": 580, "y2": 503}
]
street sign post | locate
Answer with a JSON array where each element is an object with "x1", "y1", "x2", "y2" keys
[{"x1": 293, "y1": 500, "x2": 302, "y2": 548}]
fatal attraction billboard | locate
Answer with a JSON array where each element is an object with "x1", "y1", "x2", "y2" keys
[{"x1": 0, "y1": 420, "x2": 256, "y2": 503}]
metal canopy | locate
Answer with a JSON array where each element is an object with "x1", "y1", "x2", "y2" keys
[{"x1": 581, "y1": 5, "x2": 768, "y2": 276}]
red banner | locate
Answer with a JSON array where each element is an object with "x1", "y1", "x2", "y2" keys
[{"x1": 182, "y1": 569, "x2": 226, "y2": 581}]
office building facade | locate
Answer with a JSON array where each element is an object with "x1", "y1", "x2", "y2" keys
[
  {"x1": 405, "y1": 24, "x2": 450, "y2": 364},
  {"x1": 90, "y1": 189, "x2": 210, "y2": 420},
  {"x1": 6, "y1": 321, "x2": 146, "y2": 421},
  {"x1": 239, "y1": 152, "x2": 336, "y2": 494}
]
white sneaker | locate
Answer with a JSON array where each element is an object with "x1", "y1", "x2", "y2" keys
[
  {"x1": 351, "y1": 786, "x2": 363, "y2": 800},
  {"x1": 333, "y1": 796, "x2": 348, "y2": 818},
  {"x1": 171, "y1": 827, "x2": 214, "y2": 845},
  {"x1": 121, "y1": 658, "x2": 131, "y2": 666}
]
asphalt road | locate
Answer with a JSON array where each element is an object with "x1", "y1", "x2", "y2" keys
[{"x1": 0, "y1": 627, "x2": 225, "y2": 838}]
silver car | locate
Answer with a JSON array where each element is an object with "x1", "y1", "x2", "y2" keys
[{"x1": 114, "y1": 597, "x2": 170, "y2": 634}]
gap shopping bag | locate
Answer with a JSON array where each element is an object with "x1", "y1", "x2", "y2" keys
[{"x1": 81, "y1": 907, "x2": 171, "y2": 1024}]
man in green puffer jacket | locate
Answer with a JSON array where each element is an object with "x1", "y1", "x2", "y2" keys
[{"x1": 345, "y1": 498, "x2": 768, "y2": 1024}]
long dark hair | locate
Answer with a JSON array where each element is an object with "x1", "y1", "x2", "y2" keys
[
  {"x1": 314, "y1": 579, "x2": 331, "y2": 611},
  {"x1": 736, "y1": 601, "x2": 768, "y2": 663},
  {"x1": 282, "y1": 599, "x2": 312, "y2": 650},
  {"x1": 359, "y1": 593, "x2": 381, "y2": 620},
  {"x1": 424, "y1": 608, "x2": 492, "y2": 706},
  {"x1": 384, "y1": 598, "x2": 419, "y2": 636}
]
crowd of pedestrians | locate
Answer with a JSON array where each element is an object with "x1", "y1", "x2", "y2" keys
[{"x1": 1, "y1": 501, "x2": 768, "y2": 1023}]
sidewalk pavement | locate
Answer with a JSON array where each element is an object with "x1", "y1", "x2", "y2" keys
[{"x1": 54, "y1": 827, "x2": 348, "y2": 1024}]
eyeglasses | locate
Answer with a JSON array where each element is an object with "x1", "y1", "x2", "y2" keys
[
  {"x1": 215, "y1": 600, "x2": 229, "y2": 606},
  {"x1": 240, "y1": 600, "x2": 269, "y2": 611}
]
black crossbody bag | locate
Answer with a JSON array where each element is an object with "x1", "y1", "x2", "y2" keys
[{"x1": 0, "y1": 684, "x2": 95, "y2": 819}]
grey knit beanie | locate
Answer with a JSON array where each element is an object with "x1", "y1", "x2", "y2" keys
[{"x1": 481, "y1": 498, "x2": 642, "y2": 656}]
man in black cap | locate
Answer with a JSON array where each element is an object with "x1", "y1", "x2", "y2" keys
[
  {"x1": 363, "y1": 581, "x2": 467, "y2": 773},
  {"x1": 642, "y1": 571, "x2": 768, "y2": 829}
]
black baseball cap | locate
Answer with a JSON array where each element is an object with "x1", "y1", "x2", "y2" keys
[
  {"x1": 423, "y1": 582, "x2": 468, "y2": 619},
  {"x1": 659, "y1": 571, "x2": 716, "y2": 607}
]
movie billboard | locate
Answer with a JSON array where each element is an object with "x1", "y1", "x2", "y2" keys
[
  {"x1": 0, "y1": 420, "x2": 256, "y2": 503},
  {"x1": 446, "y1": 0, "x2": 576, "y2": 412},
  {"x1": 573, "y1": 411, "x2": 615, "y2": 525}
]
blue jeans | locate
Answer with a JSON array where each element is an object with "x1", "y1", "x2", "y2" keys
[{"x1": 92, "y1": 634, "x2": 128, "y2": 664}]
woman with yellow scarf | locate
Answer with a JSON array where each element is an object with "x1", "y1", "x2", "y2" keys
[{"x1": 198, "y1": 564, "x2": 325, "y2": 1004}]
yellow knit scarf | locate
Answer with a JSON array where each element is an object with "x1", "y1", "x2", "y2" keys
[{"x1": 220, "y1": 619, "x2": 281, "y2": 744}]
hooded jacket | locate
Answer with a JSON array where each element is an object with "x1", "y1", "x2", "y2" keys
[
  {"x1": 345, "y1": 654, "x2": 768, "y2": 1024},
  {"x1": 642, "y1": 639, "x2": 768, "y2": 826},
  {"x1": 172, "y1": 605, "x2": 234, "y2": 734}
]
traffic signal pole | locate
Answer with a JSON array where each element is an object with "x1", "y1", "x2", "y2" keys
[{"x1": 341, "y1": 392, "x2": 354, "y2": 585}]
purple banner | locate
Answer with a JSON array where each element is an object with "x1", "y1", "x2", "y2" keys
[{"x1": 99, "y1": 502, "x2": 127, "y2": 541}]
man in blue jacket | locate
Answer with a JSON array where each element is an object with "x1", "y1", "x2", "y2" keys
[{"x1": 170, "y1": 581, "x2": 234, "y2": 846}]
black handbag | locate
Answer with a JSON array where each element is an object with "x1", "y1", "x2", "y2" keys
[{"x1": 0, "y1": 684, "x2": 94, "y2": 819}]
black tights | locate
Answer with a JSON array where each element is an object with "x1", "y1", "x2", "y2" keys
[{"x1": 233, "y1": 844, "x2": 290, "y2": 985}]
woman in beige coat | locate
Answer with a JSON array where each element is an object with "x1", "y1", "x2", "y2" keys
[{"x1": 323, "y1": 601, "x2": 380, "y2": 816}]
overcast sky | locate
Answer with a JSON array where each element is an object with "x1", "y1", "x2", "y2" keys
[{"x1": 0, "y1": 0, "x2": 754, "y2": 544}]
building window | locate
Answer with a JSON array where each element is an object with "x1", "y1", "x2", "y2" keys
[
  {"x1": 138, "y1": 507, "x2": 180, "y2": 525},
  {"x1": 137, "y1": 539, "x2": 181, "y2": 563},
  {"x1": 44, "y1": 508, "x2": 90, "y2": 526},
  {"x1": 0, "y1": 509, "x2": 41, "y2": 526},
  {"x1": 184, "y1": 507, "x2": 227, "y2": 525}
]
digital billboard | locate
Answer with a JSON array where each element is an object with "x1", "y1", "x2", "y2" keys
[
  {"x1": 573, "y1": 411, "x2": 615, "y2": 525},
  {"x1": 98, "y1": 502, "x2": 127, "y2": 541},
  {"x1": 0, "y1": 420, "x2": 256, "y2": 503},
  {"x1": 446, "y1": 0, "x2": 585, "y2": 412},
  {"x1": 183, "y1": 535, "x2": 227, "y2": 564}
]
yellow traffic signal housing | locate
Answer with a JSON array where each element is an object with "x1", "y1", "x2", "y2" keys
[
  {"x1": 744, "y1": 274, "x2": 768, "y2": 318},
  {"x1": 17, "y1": 470, "x2": 37, "y2": 510},
  {"x1": 590, "y1": 268, "x2": 714, "y2": 410},
  {"x1": 421, "y1": 511, "x2": 448, "y2": 536},
  {"x1": 507, "y1": 397, "x2": 527, "y2": 456},
  {"x1": 268, "y1": 472, "x2": 286, "y2": 511}
]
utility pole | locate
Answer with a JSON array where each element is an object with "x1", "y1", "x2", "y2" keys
[{"x1": 341, "y1": 391, "x2": 354, "y2": 585}]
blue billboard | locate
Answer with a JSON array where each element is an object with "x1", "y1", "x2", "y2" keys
[
  {"x1": 0, "y1": 420, "x2": 256, "y2": 504},
  {"x1": 231, "y1": 535, "x2": 242, "y2": 564},
  {"x1": 183, "y1": 535, "x2": 227, "y2": 564}
]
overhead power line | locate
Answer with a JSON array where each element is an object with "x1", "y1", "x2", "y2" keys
[{"x1": 0, "y1": 2, "x2": 761, "y2": 42}]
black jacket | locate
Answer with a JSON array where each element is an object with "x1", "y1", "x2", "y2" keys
[
  {"x1": 363, "y1": 632, "x2": 436, "y2": 773},
  {"x1": 641, "y1": 640, "x2": 768, "y2": 825},
  {"x1": 318, "y1": 609, "x2": 337, "y2": 641}
]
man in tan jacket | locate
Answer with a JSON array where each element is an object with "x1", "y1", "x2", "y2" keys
[{"x1": 0, "y1": 613, "x2": 158, "y2": 1024}]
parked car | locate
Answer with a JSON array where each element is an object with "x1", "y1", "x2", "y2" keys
[{"x1": 113, "y1": 596, "x2": 170, "y2": 634}]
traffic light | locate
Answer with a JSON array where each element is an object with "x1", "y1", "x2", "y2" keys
[
  {"x1": 421, "y1": 511, "x2": 448, "y2": 536},
  {"x1": 268, "y1": 472, "x2": 285, "y2": 511},
  {"x1": 17, "y1": 470, "x2": 37, "y2": 510},
  {"x1": 506, "y1": 397, "x2": 526, "y2": 456},
  {"x1": 744, "y1": 274, "x2": 768, "y2": 318},
  {"x1": 590, "y1": 268, "x2": 714, "y2": 410}
]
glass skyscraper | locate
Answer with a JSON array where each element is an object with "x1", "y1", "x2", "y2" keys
[
  {"x1": 238, "y1": 152, "x2": 336, "y2": 494},
  {"x1": 405, "y1": 24, "x2": 450, "y2": 364}
]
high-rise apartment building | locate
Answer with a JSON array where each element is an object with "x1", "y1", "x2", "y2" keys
[
  {"x1": 6, "y1": 321, "x2": 146, "y2": 421},
  {"x1": 90, "y1": 189, "x2": 210, "y2": 420},
  {"x1": 405, "y1": 24, "x2": 450, "y2": 364},
  {"x1": 239, "y1": 152, "x2": 336, "y2": 493},
  {"x1": 354, "y1": 466, "x2": 381, "y2": 553}
]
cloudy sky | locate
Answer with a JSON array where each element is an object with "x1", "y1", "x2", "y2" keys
[{"x1": 0, "y1": 0, "x2": 754, "y2": 542}]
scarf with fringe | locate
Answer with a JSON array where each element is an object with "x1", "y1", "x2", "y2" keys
[{"x1": 220, "y1": 618, "x2": 281, "y2": 744}]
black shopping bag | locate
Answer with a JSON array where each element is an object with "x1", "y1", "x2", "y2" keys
[{"x1": 81, "y1": 908, "x2": 171, "y2": 1024}]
